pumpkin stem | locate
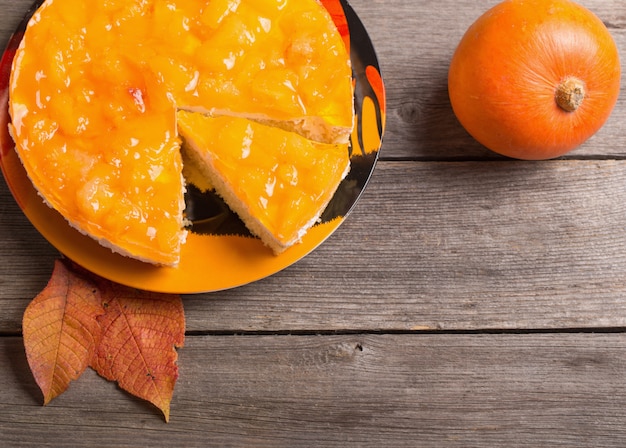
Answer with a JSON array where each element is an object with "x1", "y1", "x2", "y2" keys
[{"x1": 555, "y1": 77, "x2": 585, "y2": 112}]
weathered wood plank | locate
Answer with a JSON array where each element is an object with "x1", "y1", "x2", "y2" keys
[
  {"x1": 3, "y1": 160, "x2": 626, "y2": 333},
  {"x1": 0, "y1": 0, "x2": 30, "y2": 43},
  {"x1": 0, "y1": 187, "x2": 59, "y2": 332},
  {"x1": 181, "y1": 159, "x2": 626, "y2": 333},
  {"x1": 1, "y1": 1, "x2": 625, "y2": 446},
  {"x1": 354, "y1": 0, "x2": 626, "y2": 160},
  {"x1": 1, "y1": 0, "x2": 625, "y2": 163},
  {"x1": 2, "y1": 333, "x2": 626, "y2": 447}
]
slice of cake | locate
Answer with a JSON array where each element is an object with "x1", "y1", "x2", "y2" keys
[
  {"x1": 177, "y1": 110, "x2": 350, "y2": 254},
  {"x1": 8, "y1": 0, "x2": 354, "y2": 265}
]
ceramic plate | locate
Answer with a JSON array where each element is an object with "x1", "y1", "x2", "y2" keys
[{"x1": 0, "y1": 0, "x2": 385, "y2": 293}]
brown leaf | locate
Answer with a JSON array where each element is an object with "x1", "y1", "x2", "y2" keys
[
  {"x1": 22, "y1": 259, "x2": 104, "y2": 404},
  {"x1": 89, "y1": 280, "x2": 185, "y2": 422}
]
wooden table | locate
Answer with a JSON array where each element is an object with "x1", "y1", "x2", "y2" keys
[{"x1": 1, "y1": 0, "x2": 626, "y2": 446}]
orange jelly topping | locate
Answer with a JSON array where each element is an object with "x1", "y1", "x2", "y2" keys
[{"x1": 9, "y1": 0, "x2": 353, "y2": 265}]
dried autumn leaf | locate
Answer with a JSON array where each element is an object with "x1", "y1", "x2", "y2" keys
[
  {"x1": 22, "y1": 259, "x2": 104, "y2": 404},
  {"x1": 90, "y1": 281, "x2": 185, "y2": 422}
]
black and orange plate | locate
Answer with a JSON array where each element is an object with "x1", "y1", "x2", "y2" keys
[{"x1": 0, "y1": 0, "x2": 385, "y2": 293}]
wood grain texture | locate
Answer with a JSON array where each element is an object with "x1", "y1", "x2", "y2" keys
[
  {"x1": 0, "y1": 0, "x2": 30, "y2": 42},
  {"x1": 1, "y1": 0, "x2": 626, "y2": 445},
  {"x1": 4, "y1": 160, "x2": 626, "y2": 333},
  {"x1": 3, "y1": 333, "x2": 626, "y2": 447},
  {"x1": 181, "y1": 160, "x2": 626, "y2": 332},
  {"x1": 354, "y1": 0, "x2": 626, "y2": 160},
  {"x1": 2, "y1": 0, "x2": 625, "y2": 162}
]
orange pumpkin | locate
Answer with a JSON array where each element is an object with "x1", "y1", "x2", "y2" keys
[{"x1": 448, "y1": 0, "x2": 621, "y2": 160}]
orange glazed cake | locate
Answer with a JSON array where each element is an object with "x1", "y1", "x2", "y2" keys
[
  {"x1": 177, "y1": 110, "x2": 350, "y2": 254},
  {"x1": 8, "y1": 0, "x2": 354, "y2": 265}
]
